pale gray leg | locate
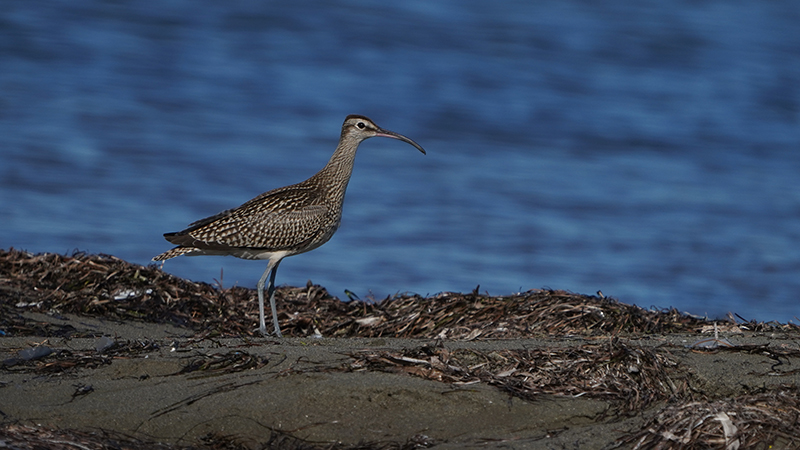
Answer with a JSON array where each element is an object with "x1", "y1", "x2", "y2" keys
[
  {"x1": 256, "y1": 260, "x2": 283, "y2": 337},
  {"x1": 267, "y1": 260, "x2": 282, "y2": 337},
  {"x1": 256, "y1": 265, "x2": 271, "y2": 336}
]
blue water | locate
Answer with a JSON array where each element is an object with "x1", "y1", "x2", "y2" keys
[{"x1": 2, "y1": 1, "x2": 799, "y2": 323}]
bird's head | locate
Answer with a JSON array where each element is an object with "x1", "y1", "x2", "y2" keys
[{"x1": 342, "y1": 115, "x2": 426, "y2": 154}]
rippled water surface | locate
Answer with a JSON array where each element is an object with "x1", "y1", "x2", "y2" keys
[{"x1": 2, "y1": 1, "x2": 799, "y2": 322}]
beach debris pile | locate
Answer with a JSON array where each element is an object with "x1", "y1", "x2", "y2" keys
[
  {"x1": 617, "y1": 389, "x2": 800, "y2": 449},
  {"x1": 0, "y1": 423, "x2": 429, "y2": 450},
  {"x1": 346, "y1": 339, "x2": 685, "y2": 413},
  {"x1": 0, "y1": 248, "x2": 746, "y2": 338}
]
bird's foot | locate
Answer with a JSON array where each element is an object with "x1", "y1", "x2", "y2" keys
[{"x1": 257, "y1": 326, "x2": 282, "y2": 338}]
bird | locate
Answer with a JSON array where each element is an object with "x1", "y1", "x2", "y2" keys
[{"x1": 153, "y1": 115, "x2": 426, "y2": 337}]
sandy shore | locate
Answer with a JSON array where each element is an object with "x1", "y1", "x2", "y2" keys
[
  {"x1": 3, "y1": 310, "x2": 800, "y2": 449},
  {"x1": 2, "y1": 249, "x2": 800, "y2": 448}
]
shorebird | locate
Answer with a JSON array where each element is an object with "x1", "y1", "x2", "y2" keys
[{"x1": 153, "y1": 115, "x2": 426, "y2": 337}]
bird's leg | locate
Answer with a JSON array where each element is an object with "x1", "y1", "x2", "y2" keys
[
  {"x1": 256, "y1": 265, "x2": 272, "y2": 336},
  {"x1": 267, "y1": 260, "x2": 282, "y2": 337},
  {"x1": 257, "y1": 260, "x2": 283, "y2": 337}
]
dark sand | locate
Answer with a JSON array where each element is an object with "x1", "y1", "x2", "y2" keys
[{"x1": 2, "y1": 311, "x2": 800, "y2": 449}]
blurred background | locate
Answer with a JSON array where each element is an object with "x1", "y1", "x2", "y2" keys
[{"x1": 2, "y1": 1, "x2": 799, "y2": 323}]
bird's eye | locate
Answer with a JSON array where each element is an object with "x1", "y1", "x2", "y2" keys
[{"x1": 357, "y1": 122, "x2": 366, "y2": 129}]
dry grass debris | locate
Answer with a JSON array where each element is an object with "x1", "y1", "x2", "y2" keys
[
  {"x1": 0, "y1": 424, "x2": 434, "y2": 450},
  {"x1": 346, "y1": 339, "x2": 687, "y2": 413},
  {"x1": 617, "y1": 388, "x2": 800, "y2": 449},
  {"x1": 4, "y1": 248, "x2": 781, "y2": 339}
]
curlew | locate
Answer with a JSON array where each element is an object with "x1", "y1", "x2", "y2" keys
[{"x1": 153, "y1": 115, "x2": 425, "y2": 337}]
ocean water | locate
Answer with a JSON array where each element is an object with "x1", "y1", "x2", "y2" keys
[{"x1": 2, "y1": 0, "x2": 799, "y2": 323}]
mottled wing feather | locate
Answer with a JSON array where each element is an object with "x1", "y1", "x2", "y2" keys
[
  {"x1": 152, "y1": 246, "x2": 196, "y2": 261},
  {"x1": 194, "y1": 206, "x2": 329, "y2": 249},
  {"x1": 185, "y1": 207, "x2": 238, "y2": 229},
  {"x1": 165, "y1": 182, "x2": 336, "y2": 252}
]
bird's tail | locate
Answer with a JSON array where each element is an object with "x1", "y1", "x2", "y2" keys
[{"x1": 152, "y1": 247, "x2": 196, "y2": 262}]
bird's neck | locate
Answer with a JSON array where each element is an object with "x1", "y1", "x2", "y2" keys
[{"x1": 313, "y1": 135, "x2": 362, "y2": 202}]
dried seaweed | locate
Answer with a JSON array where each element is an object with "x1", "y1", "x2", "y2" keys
[
  {"x1": 347, "y1": 339, "x2": 688, "y2": 413},
  {"x1": 298, "y1": 288, "x2": 706, "y2": 339},
  {"x1": 0, "y1": 424, "x2": 174, "y2": 450},
  {"x1": 2, "y1": 339, "x2": 160, "y2": 373},
  {"x1": 0, "y1": 424, "x2": 434, "y2": 450},
  {"x1": 1, "y1": 248, "x2": 257, "y2": 335},
  {"x1": 2, "y1": 248, "x2": 797, "y2": 339},
  {"x1": 176, "y1": 350, "x2": 268, "y2": 377},
  {"x1": 617, "y1": 388, "x2": 800, "y2": 449},
  {"x1": 709, "y1": 344, "x2": 800, "y2": 375}
]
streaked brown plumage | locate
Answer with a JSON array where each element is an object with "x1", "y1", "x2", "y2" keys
[{"x1": 153, "y1": 115, "x2": 425, "y2": 337}]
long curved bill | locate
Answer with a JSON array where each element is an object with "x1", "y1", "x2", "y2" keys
[{"x1": 375, "y1": 128, "x2": 426, "y2": 155}]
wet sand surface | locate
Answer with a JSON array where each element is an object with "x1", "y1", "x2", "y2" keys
[{"x1": 3, "y1": 311, "x2": 800, "y2": 449}]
